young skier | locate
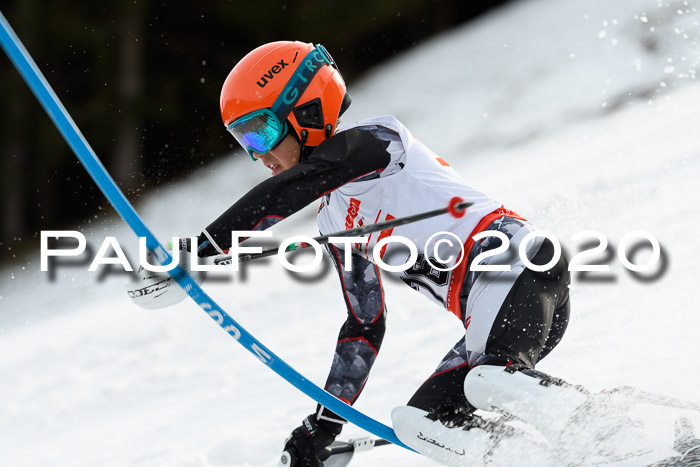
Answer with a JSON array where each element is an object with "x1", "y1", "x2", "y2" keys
[
  {"x1": 193, "y1": 40, "x2": 574, "y2": 466},
  {"x1": 174, "y1": 41, "x2": 692, "y2": 465}
]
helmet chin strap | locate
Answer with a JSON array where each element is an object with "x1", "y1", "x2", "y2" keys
[
  {"x1": 292, "y1": 122, "x2": 335, "y2": 162},
  {"x1": 292, "y1": 127, "x2": 314, "y2": 162}
]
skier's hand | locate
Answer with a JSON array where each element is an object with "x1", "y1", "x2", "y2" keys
[
  {"x1": 125, "y1": 242, "x2": 204, "y2": 310},
  {"x1": 283, "y1": 413, "x2": 342, "y2": 467},
  {"x1": 182, "y1": 232, "x2": 228, "y2": 258}
]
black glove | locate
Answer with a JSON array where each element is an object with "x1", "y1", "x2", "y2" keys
[
  {"x1": 175, "y1": 236, "x2": 219, "y2": 258},
  {"x1": 283, "y1": 409, "x2": 344, "y2": 467}
]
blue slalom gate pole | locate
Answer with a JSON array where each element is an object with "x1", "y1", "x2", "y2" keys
[{"x1": 0, "y1": 11, "x2": 411, "y2": 451}]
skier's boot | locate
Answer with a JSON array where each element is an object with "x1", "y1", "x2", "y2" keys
[{"x1": 392, "y1": 395, "x2": 550, "y2": 466}]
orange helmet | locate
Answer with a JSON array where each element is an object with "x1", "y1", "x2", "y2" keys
[{"x1": 220, "y1": 41, "x2": 351, "y2": 158}]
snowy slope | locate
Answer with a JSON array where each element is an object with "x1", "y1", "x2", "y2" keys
[{"x1": 2, "y1": 0, "x2": 700, "y2": 465}]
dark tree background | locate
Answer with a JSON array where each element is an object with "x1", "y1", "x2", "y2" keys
[{"x1": 0, "y1": 0, "x2": 512, "y2": 265}]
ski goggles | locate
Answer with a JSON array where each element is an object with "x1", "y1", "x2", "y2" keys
[
  {"x1": 227, "y1": 109, "x2": 288, "y2": 160},
  {"x1": 227, "y1": 44, "x2": 337, "y2": 161}
]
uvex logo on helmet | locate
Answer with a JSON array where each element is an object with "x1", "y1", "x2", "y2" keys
[{"x1": 256, "y1": 59, "x2": 289, "y2": 88}]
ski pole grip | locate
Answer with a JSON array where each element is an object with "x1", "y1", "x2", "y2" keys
[{"x1": 447, "y1": 196, "x2": 467, "y2": 218}]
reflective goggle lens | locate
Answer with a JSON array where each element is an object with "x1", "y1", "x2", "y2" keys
[{"x1": 227, "y1": 110, "x2": 285, "y2": 158}]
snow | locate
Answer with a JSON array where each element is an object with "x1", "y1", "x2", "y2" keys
[{"x1": 2, "y1": 0, "x2": 700, "y2": 465}]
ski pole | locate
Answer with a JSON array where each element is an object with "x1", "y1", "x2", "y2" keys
[
  {"x1": 214, "y1": 197, "x2": 473, "y2": 266},
  {"x1": 279, "y1": 438, "x2": 392, "y2": 466},
  {"x1": 328, "y1": 438, "x2": 392, "y2": 455}
]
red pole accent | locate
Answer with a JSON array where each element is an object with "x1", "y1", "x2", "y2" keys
[{"x1": 447, "y1": 196, "x2": 466, "y2": 218}]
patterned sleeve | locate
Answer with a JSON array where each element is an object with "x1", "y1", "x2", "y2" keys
[{"x1": 321, "y1": 244, "x2": 387, "y2": 411}]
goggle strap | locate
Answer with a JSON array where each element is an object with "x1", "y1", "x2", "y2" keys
[{"x1": 270, "y1": 45, "x2": 332, "y2": 123}]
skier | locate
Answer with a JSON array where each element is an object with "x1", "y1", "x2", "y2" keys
[
  {"x1": 173, "y1": 41, "x2": 691, "y2": 466},
  {"x1": 196, "y1": 39, "x2": 573, "y2": 465}
]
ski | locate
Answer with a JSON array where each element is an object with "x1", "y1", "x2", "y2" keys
[
  {"x1": 214, "y1": 198, "x2": 473, "y2": 266},
  {"x1": 278, "y1": 438, "x2": 391, "y2": 467},
  {"x1": 392, "y1": 405, "x2": 553, "y2": 466}
]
